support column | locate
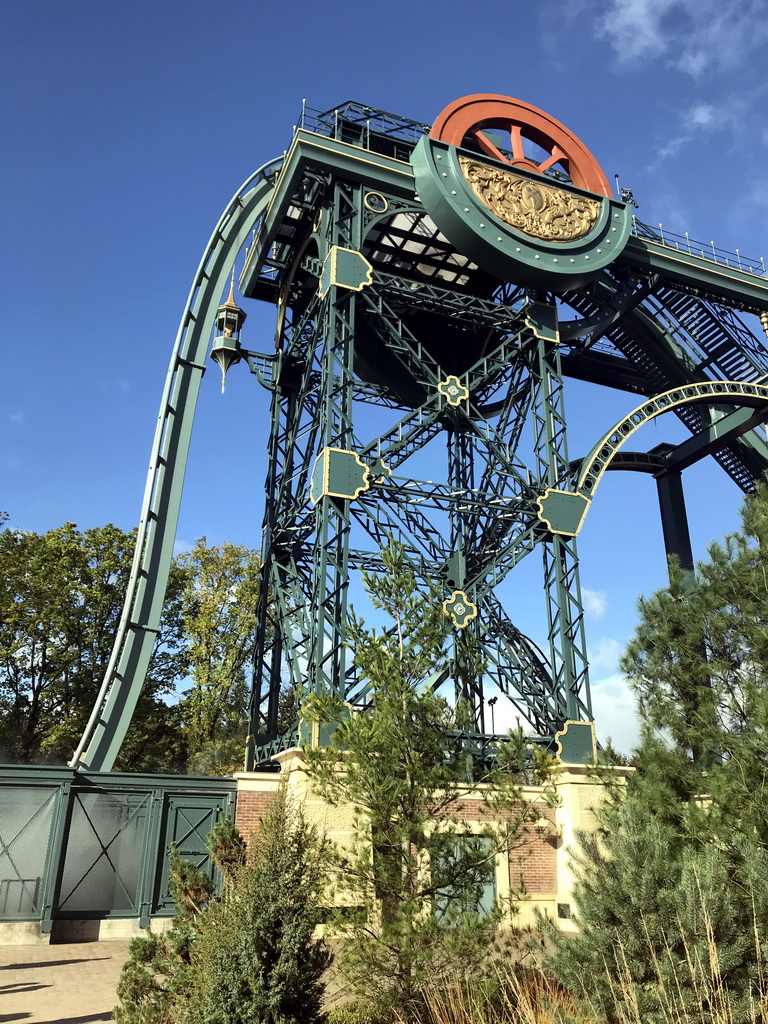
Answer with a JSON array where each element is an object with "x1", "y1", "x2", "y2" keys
[
  {"x1": 656, "y1": 469, "x2": 695, "y2": 584},
  {"x1": 529, "y1": 308, "x2": 591, "y2": 724}
]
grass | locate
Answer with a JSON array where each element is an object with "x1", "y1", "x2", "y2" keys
[
  {"x1": 379, "y1": 902, "x2": 768, "y2": 1024},
  {"x1": 386, "y1": 964, "x2": 583, "y2": 1024}
]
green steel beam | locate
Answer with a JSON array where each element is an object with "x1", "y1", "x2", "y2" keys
[
  {"x1": 663, "y1": 405, "x2": 768, "y2": 473},
  {"x1": 621, "y1": 235, "x2": 768, "y2": 314},
  {"x1": 529, "y1": 323, "x2": 590, "y2": 722},
  {"x1": 240, "y1": 129, "x2": 416, "y2": 298},
  {"x1": 656, "y1": 470, "x2": 695, "y2": 579}
]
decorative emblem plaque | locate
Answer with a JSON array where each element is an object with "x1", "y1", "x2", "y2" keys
[{"x1": 459, "y1": 157, "x2": 601, "y2": 242}]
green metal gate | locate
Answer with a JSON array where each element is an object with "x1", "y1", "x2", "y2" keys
[{"x1": 0, "y1": 766, "x2": 236, "y2": 933}]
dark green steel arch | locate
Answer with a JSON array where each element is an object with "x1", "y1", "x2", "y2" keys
[
  {"x1": 577, "y1": 380, "x2": 768, "y2": 498},
  {"x1": 71, "y1": 157, "x2": 282, "y2": 772}
]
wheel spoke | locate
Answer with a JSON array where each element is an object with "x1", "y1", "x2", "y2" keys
[
  {"x1": 537, "y1": 146, "x2": 567, "y2": 176},
  {"x1": 509, "y1": 125, "x2": 525, "y2": 162},
  {"x1": 471, "y1": 129, "x2": 508, "y2": 164}
]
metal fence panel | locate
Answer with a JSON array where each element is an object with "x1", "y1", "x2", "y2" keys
[
  {"x1": 0, "y1": 786, "x2": 58, "y2": 918},
  {"x1": 153, "y1": 794, "x2": 230, "y2": 914},
  {"x1": 0, "y1": 768, "x2": 237, "y2": 928},
  {"x1": 57, "y1": 791, "x2": 151, "y2": 915}
]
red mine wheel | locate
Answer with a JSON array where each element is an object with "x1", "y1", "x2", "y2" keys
[{"x1": 430, "y1": 94, "x2": 612, "y2": 197}]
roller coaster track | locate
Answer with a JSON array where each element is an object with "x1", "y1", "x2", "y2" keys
[
  {"x1": 562, "y1": 268, "x2": 768, "y2": 493},
  {"x1": 71, "y1": 158, "x2": 282, "y2": 772}
]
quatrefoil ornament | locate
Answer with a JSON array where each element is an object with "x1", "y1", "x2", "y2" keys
[
  {"x1": 442, "y1": 590, "x2": 478, "y2": 629},
  {"x1": 438, "y1": 375, "x2": 469, "y2": 407}
]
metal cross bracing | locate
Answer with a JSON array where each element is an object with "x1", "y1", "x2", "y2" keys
[
  {"x1": 73, "y1": 98, "x2": 768, "y2": 773},
  {"x1": 246, "y1": 180, "x2": 597, "y2": 764},
  {"x1": 241, "y1": 104, "x2": 768, "y2": 769},
  {"x1": 557, "y1": 264, "x2": 768, "y2": 492}
]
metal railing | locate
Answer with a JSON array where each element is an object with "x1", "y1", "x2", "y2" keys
[
  {"x1": 632, "y1": 217, "x2": 766, "y2": 278},
  {"x1": 293, "y1": 99, "x2": 430, "y2": 152},
  {"x1": 283, "y1": 104, "x2": 767, "y2": 285}
]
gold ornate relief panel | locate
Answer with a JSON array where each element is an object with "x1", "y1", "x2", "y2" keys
[{"x1": 459, "y1": 157, "x2": 601, "y2": 242}]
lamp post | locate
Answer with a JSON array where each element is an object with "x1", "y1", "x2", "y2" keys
[{"x1": 487, "y1": 696, "x2": 498, "y2": 735}]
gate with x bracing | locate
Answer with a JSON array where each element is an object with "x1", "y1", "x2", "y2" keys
[{"x1": 0, "y1": 767, "x2": 236, "y2": 935}]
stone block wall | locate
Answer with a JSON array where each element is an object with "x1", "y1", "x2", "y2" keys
[{"x1": 233, "y1": 751, "x2": 629, "y2": 930}]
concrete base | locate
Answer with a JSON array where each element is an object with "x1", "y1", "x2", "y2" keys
[
  {"x1": 0, "y1": 920, "x2": 51, "y2": 945},
  {"x1": 0, "y1": 916, "x2": 174, "y2": 945}
]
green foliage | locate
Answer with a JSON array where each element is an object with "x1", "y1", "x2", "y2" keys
[
  {"x1": 0, "y1": 522, "x2": 186, "y2": 768},
  {"x1": 303, "y1": 542, "x2": 557, "y2": 1017},
  {"x1": 114, "y1": 845, "x2": 213, "y2": 1024},
  {"x1": 324, "y1": 1000, "x2": 383, "y2": 1024},
  {"x1": 0, "y1": 523, "x2": 262, "y2": 772},
  {"x1": 116, "y1": 801, "x2": 328, "y2": 1024},
  {"x1": 542, "y1": 486, "x2": 768, "y2": 1024},
  {"x1": 206, "y1": 814, "x2": 246, "y2": 882},
  {"x1": 542, "y1": 784, "x2": 760, "y2": 1023},
  {"x1": 177, "y1": 783, "x2": 330, "y2": 1024},
  {"x1": 175, "y1": 538, "x2": 261, "y2": 770},
  {"x1": 168, "y1": 844, "x2": 215, "y2": 922}
]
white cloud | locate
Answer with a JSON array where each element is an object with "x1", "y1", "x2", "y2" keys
[
  {"x1": 488, "y1": 698, "x2": 525, "y2": 736},
  {"x1": 650, "y1": 98, "x2": 738, "y2": 168},
  {"x1": 582, "y1": 588, "x2": 607, "y2": 618},
  {"x1": 98, "y1": 377, "x2": 132, "y2": 394},
  {"x1": 596, "y1": 0, "x2": 768, "y2": 78},
  {"x1": 173, "y1": 537, "x2": 194, "y2": 555},
  {"x1": 687, "y1": 103, "x2": 717, "y2": 129},
  {"x1": 489, "y1": 666, "x2": 641, "y2": 756},
  {"x1": 596, "y1": 0, "x2": 677, "y2": 63},
  {"x1": 590, "y1": 672, "x2": 641, "y2": 754},
  {"x1": 589, "y1": 636, "x2": 624, "y2": 673}
]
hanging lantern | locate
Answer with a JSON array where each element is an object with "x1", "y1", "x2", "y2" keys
[{"x1": 209, "y1": 278, "x2": 247, "y2": 392}]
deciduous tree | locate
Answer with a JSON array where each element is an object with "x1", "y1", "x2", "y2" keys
[
  {"x1": 175, "y1": 538, "x2": 261, "y2": 773},
  {"x1": 0, "y1": 522, "x2": 186, "y2": 768},
  {"x1": 0, "y1": 524, "x2": 265, "y2": 773}
]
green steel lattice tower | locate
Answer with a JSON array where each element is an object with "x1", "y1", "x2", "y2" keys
[{"x1": 73, "y1": 94, "x2": 768, "y2": 773}]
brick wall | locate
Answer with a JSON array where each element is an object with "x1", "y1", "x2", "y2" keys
[
  {"x1": 234, "y1": 762, "x2": 618, "y2": 906},
  {"x1": 441, "y1": 798, "x2": 557, "y2": 897},
  {"x1": 511, "y1": 805, "x2": 557, "y2": 895},
  {"x1": 234, "y1": 788, "x2": 277, "y2": 844}
]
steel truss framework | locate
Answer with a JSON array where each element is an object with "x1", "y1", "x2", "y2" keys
[{"x1": 73, "y1": 100, "x2": 768, "y2": 773}]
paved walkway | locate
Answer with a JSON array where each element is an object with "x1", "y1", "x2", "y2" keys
[{"x1": 0, "y1": 941, "x2": 130, "y2": 1024}]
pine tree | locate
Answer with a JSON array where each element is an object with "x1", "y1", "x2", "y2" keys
[
  {"x1": 542, "y1": 487, "x2": 768, "y2": 1024},
  {"x1": 303, "y1": 542, "x2": 557, "y2": 1017},
  {"x1": 115, "y1": 794, "x2": 328, "y2": 1024},
  {"x1": 543, "y1": 754, "x2": 757, "y2": 1023},
  {"x1": 178, "y1": 782, "x2": 330, "y2": 1024},
  {"x1": 114, "y1": 846, "x2": 213, "y2": 1024}
]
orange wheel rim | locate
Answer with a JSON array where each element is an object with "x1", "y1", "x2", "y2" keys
[{"x1": 430, "y1": 94, "x2": 611, "y2": 197}]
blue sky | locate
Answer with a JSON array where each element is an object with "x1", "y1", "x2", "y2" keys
[{"x1": 3, "y1": 0, "x2": 768, "y2": 751}]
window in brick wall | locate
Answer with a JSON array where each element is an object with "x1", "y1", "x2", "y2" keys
[{"x1": 431, "y1": 834, "x2": 496, "y2": 924}]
